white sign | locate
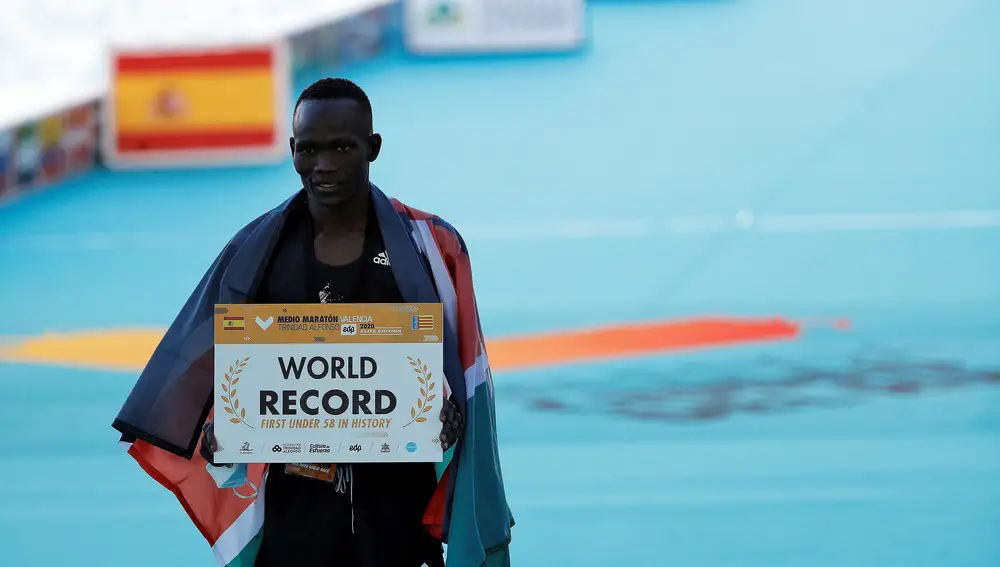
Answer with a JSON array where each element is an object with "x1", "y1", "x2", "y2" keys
[
  {"x1": 403, "y1": 0, "x2": 586, "y2": 54},
  {"x1": 213, "y1": 342, "x2": 445, "y2": 464}
]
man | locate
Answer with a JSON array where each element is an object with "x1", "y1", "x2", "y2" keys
[{"x1": 112, "y1": 78, "x2": 513, "y2": 567}]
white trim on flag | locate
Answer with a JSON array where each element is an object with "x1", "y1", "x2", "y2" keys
[{"x1": 212, "y1": 470, "x2": 267, "y2": 566}]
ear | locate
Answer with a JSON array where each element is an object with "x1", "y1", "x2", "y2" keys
[
  {"x1": 288, "y1": 136, "x2": 296, "y2": 157},
  {"x1": 368, "y1": 133, "x2": 382, "y2": 163}
]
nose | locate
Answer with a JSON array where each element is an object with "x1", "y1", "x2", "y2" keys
[{"x1": 314, "y1": 150, "x2": 338, "y2": 172}]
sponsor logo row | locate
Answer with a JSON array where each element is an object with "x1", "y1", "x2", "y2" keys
[{"x1": 236, "y1": 440, "x2": 421, "y2": 455}]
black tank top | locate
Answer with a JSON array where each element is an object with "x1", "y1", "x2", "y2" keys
[
  {"x1": 301, "y1": 202, "x2": 403, "y2": 306},
  {"x1": 253, "y1": 199, "x2": 442, "y2": 567}
]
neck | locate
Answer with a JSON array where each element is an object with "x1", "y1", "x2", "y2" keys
[{"x1": 307, "y1": 187, "x2": 370, "y2": 236}]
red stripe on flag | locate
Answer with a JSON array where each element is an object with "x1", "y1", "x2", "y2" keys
[
  {"x1": 422, "y1": 463, "x2": 451, "y2": 540},
  {"x1": 115, "y1": 49, "x2": 273, "y2": 73},
  {"x1": 125, "y1": 408, "x2": 267, "y2": 547},
  {"x1": 117, "y1": 129, "x2": 276, "y2": 152}
]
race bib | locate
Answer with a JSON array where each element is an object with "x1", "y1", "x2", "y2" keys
[{"x1": 284, "y1": 463, "x2": 337, "y2": 483}]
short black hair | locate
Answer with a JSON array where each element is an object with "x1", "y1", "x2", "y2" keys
[{"x1": 293, "y1": 77, "x2": 373, "y2": 118}]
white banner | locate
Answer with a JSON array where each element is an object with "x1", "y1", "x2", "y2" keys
[
  {"x1": 214, "y1": 342, "x2": 444, "y2": 464},
  {"x1": 403, "y1": 0, "x2": 586, "y2": 54}
]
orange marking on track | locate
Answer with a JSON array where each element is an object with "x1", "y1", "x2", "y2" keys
[
  {"x1": 0, "y1": 316, "x2": 817, "y2": 373},
  {"x1": 833, "y1": 318, "x2": 852, "y2": 330},
  {"x1": 0, "y1": 328, "x2": 164, "y2": 372},
  {"x1": 487, "y1": 317, "x2": 801, "y2": 371}
]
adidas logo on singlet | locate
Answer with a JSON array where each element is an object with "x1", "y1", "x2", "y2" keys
[{"x1": 373, "y1": 251, "x2": 390, "y2": 266}]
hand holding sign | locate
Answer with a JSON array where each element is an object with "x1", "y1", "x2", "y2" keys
[
  {"x1": 200, "y1": 418, "x2": 219, "y2": 465},
  {"x1": 438, "y1": 397, "x2": 463, "y2": 451}
]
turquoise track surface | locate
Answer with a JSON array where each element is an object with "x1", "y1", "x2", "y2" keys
[{"x1": 1, "y1": 1, "x2": 999, "y2": 565}]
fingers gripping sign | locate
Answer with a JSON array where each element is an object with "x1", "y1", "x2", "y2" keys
[
  {"x1": 200, "y1": 418, "x2": 218, "y2": 465},
  {"x1": 438, "y1": 396, "x2": 463, "y2": 451}
]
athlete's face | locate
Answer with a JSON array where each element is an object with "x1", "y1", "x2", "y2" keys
[{"x1": 290, "y1": 98, "x2": 382, "y2": 209}]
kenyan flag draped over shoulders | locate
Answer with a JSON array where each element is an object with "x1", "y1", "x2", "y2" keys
[{"x1": 113, "y1": 186, "x2": 513, "y2": 567}]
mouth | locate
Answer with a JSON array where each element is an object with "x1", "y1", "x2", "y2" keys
[{"x1": 312, "y1": 181, "x2": 341, "y2": 194}]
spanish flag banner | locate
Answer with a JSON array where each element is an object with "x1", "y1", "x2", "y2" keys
[
  {"x1": 104, "y1": 41, "x2": 290, "y2": 169},
  {"x1": 222, "y1": 316, "x2": 245, "y2": 331}
]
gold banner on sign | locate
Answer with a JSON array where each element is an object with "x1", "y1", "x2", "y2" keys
[{"x1": 213, "y1": 303, "x2": 444, "y2": 345}]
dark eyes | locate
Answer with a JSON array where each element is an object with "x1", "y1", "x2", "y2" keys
[{"x1": 297, "y1": 143, "x2": 354, "y2": 154}]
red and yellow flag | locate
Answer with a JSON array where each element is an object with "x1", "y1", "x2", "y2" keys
[{"x1": 111, "y1": 44, "x2": 282, "y2": 155}]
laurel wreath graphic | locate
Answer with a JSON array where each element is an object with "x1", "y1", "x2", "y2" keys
[
  {"x1": 402, "y1": 356, "x2": 436, "y2": 428},
  {"x1": 221, "y1": 357, "x2": 254, "y2": 429}
]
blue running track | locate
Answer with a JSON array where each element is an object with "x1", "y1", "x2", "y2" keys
[{"x1": 1, "y1": 1, "x2": 998, "y2": 565}]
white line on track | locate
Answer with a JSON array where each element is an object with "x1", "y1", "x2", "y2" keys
[{"x1": 2, "y1": 209, "x2": 999, "y2": 251}]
